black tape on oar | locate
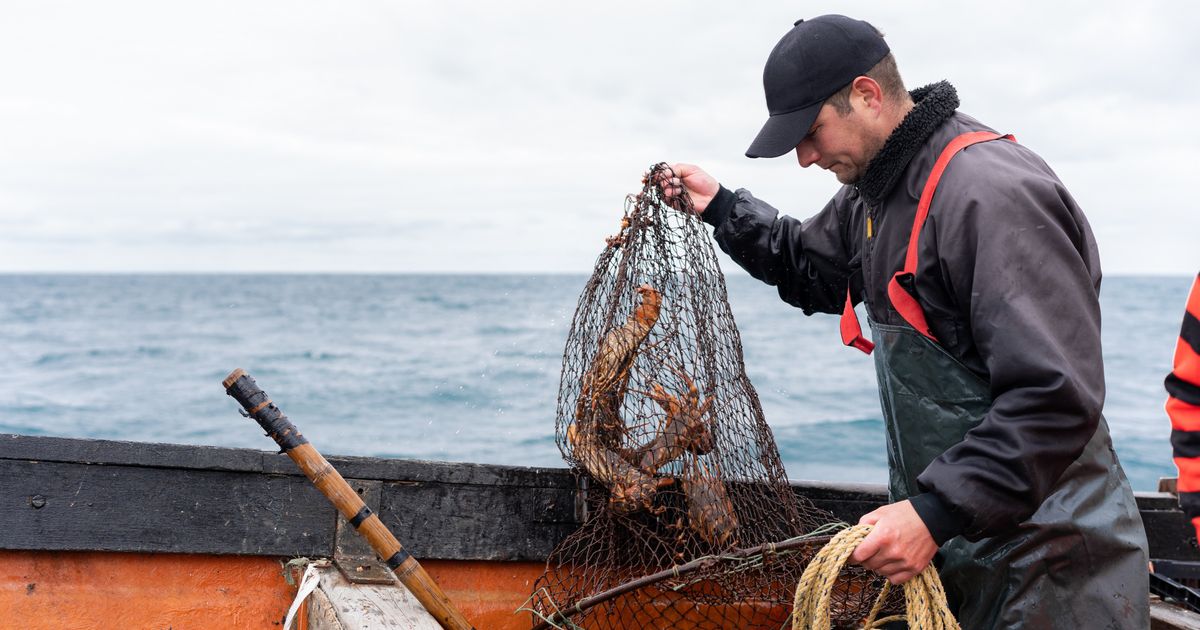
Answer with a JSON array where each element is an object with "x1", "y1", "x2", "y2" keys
[
  {"x1": 350, "y1": 505, "x2": 372, "y2": 528},
  {"x1": 225, "y1": 372, "x2": 308, "y2": 451},
  {"x1": 386, "y1": 549, "x2": 411, "y2": 570}
]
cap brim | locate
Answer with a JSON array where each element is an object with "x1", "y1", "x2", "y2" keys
[{"x1": 745, "y1": 103, "x2": 822, "y2": 159}]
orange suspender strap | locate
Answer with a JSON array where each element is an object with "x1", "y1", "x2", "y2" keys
[
  {"x1": 887, "y1": 131, "x2": 1015, "y2": 340},
  {"x1": 840, "y1": 130, "x2": 1015, "y2": 353},
  {"x1": 840, "y1": 288, "x2": 876, "y2": 353}
]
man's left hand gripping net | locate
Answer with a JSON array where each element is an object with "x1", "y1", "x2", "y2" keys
[{"x1": 527, "y1": 164, "x2": 890, "y2": 629}]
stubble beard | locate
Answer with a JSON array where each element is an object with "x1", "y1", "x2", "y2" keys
[
  {"x1": 839, "y1": 132, "x2": 888, "y2": 186},
  {"x1": 834, "y1": 168, "x2": 859, "y2": 185}
]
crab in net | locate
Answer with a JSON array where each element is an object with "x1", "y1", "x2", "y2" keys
[{"x1": 528, "y1": 164, "x2": 898, "y2": 629}]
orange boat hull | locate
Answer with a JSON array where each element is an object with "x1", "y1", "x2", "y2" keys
[{"x1": 0, "y1": 550, "x2": 547, "y2": 630}]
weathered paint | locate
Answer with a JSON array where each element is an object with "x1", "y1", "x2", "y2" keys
[
  {"x1": 0, "y1": 551, "x2": 550, "y2": 630},
  {"x1": 5, "y1": 551, "x2": 1198, "y2": 629},
  {"x1": 0, "y1": 550, "x2": 299, "y2": 629},
  {"x1": 423, "y1": 560, "x2": 547, "y2": 630},
  {"x1": 0, "y1": 551, "x2": 813, "y2": 629}
]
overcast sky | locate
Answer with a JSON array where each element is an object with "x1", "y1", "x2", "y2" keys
[{"x1": 0, "y1": 1, "x2": 1196, "y2": 274}]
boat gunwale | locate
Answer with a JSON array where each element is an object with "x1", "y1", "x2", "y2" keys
[{"x1": 0, "y1": 433, "x2": 1195, "y2": 563}]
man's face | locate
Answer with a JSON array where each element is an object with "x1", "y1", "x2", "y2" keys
[{"x1": 793, "y1": 101, "x2": 885, "y2": 185}]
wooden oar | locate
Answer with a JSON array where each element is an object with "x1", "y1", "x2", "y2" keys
[{"x1": 222, "y1": 368, "x2": 475, "y2": 630}]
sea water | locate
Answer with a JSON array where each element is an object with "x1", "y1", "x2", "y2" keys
[{"x1": 0, "y1": 273, "x2": 1190, "y2": 490}]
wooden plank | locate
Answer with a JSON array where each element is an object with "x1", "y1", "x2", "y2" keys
[
  {"x1": 1151, "y1": 596, "x2": 1200, "y2": 629},
  {"x1": 0, "y1": 433, "x2": 576, "y2": 489},
  {"x1": 0, "y1": 459, "x2": 334, "y2": 556},
  {"x1": 0, "y1": 550, "x2": 299, "y2": 630},
  {"x1": 1143, "y1": 491, "x2": 1187, "y2": 510},
  {"x1": 0, "y1": 433, "x2": 265, "y2": 473},
  {"x1": 309, "y1": 586, "x2": 347, "y2": 630},
  {"x1": 794, "y1": 481, "x2": 1200, "y2": 563},
  {"x1": 307, "y1": 564, "x2": 441, "y2": 630},
  {"x1": 379, "y1": 480, "x2": 578, "y2": 561},
  {"x1": 263, "y1": 452, "x2": 577, "y2": 489},
  {"x1": 0, "y1": 433, "x2": 1196, "y2": 564},
  {"x1": 794, "y1": 480, "x2": 887, "y2": 525},
  {"x1": 1144, "y1": 508, "x2": 1200, "y2": 561}
]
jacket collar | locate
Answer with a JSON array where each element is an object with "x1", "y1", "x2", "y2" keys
[{"x1": 855, "y1": 81, "x2": 960, "y2": 207}]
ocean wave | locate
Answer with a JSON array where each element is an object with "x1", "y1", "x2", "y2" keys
[{"x1": 0, "y1": 273, "x2": 1190, "y2": 490}]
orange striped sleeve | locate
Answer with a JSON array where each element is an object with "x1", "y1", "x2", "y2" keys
[
  {"x1": 1169, "y1": 275, "x2": 1200, "y2": 506},
  {"x1": 1168, "y1": 396, "x2": 1200, "y2": 432},
  {"x1": 1174, "y1": 329, "x2": 1200, "y2": 385},
  {"x1": 1187, "y1": 274, "x2": 1200, "y2": 320},
  {"x1": 1170, "y1": 273, "x2": 1200, "y2": 389},
  {"x1": 1176, "y1": 458, "x2": 1200, "y2": 492}
]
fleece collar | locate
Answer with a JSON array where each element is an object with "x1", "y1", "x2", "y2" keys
[{"x1": 855, "y1": 81, "x2": 960, "y2": 207}]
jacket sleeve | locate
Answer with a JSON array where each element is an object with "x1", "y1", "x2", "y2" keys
[
  {"x1": 703, "y1": 185, "x2": 860, "y2": 315},
  {"x1": 1167, "y1": 273, "x2": 1200, "y2": 542},
  {"x1": 913, "y1": 143, "x2": 1109, "y2": 540}
]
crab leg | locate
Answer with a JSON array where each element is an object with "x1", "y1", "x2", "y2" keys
[
  {"x1": 570, "y1": 284, "x2": 667, "y2": 513},
  {"x1": 568, "y1": 424, "x2": 671, "y2": 514},
  {"x1": 576, "y1": 285, "x2": 662, "y2": 447},
  {"x1": 634, "y1": 375, "x2": 715, "y2": 473},
  {"x1": 681, "y1": 457, "x2": 739, "y2": 548}
]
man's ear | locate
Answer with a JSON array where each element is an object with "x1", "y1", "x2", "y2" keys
[{"x1": 850, "y1": 76, "x2": 884, "y2": 115}]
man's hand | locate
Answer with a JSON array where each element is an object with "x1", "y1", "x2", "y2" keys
[
  {"x1": 651, "y1": 163, "x2": 720, "y2": 216},
  {"x1": 850, "y1": 500, "x2": 938, "y2": 585}
]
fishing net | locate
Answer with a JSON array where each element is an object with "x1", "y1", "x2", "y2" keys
[{"x1": 527, "y1": 164, "x2": 893, "y2": 629}]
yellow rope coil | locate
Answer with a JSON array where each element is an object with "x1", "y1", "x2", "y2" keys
[{"x1": 792, "y1": 524, "x2": 960, "y2": 630}]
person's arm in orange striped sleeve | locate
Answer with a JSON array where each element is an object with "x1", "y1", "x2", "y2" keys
[{"x1": 1168, "y1": 272, "x2": 1200, "y2": 541}]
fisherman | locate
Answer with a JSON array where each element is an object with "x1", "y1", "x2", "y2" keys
[
  {"x1": 658, "y1": 15, "x2": 1149, "y2": 628},
  {"x1": 1167, "y1": 273, "x2": 1200, "y2": 543}
]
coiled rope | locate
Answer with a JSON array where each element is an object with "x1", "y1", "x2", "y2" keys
[{"x1": 792, "y1": 524, "x2": 960, "y2": 630}]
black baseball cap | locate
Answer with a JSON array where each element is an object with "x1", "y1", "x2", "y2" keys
[{"x1": 745, "y1": 15, "x2": 890, "y2": 159}]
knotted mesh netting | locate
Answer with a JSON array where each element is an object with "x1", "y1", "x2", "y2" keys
[{"x1": 527, "y1": 164, "x2": 892, "y2": 629}]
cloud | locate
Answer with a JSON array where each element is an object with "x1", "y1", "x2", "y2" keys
[{"x1": 0, "y1": 1, "x2": 1196, "y2": 273}]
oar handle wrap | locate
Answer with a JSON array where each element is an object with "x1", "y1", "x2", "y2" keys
[{"x1": 223, "y1": 368, "x2": 308, "y2": 451}]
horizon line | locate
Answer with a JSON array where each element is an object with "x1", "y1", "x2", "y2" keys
[{"x1": 0, "y1": 270, "x2": 1191, "y2": 278}]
